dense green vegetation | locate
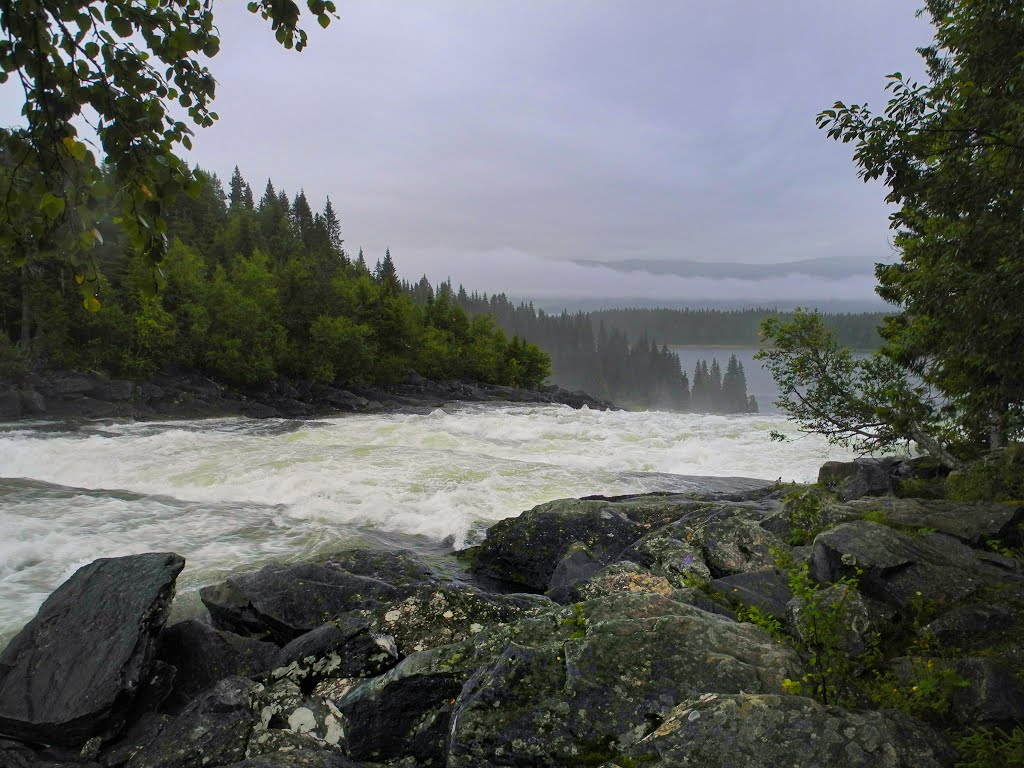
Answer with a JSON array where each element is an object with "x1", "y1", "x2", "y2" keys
[
  {"x1": 1, "y1": 165, "x2": 550, "y2": 391},
  {"x1": 590, "y1": 307, "x2": 885, "y2": 350},
  {"x1": 759, "y1": 0, "x2": 1024, "y2": 469},
  {"x1": 0, "y1": 1, "x2": 334, "y2": 308}
]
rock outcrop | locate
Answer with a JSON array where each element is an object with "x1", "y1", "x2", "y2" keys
[{"x1": 0, "y1": 553, "x2": 185, "y2": 747}]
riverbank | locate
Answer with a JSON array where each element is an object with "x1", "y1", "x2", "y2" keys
[
  {"x1": 0, "y1": 369, "x2": 615, "y2": 422},
  {"x1": 1, "y1": 458, "x2": 1021, "y2": 767}
]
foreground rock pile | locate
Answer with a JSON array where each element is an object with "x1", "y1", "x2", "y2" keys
[{"x1": 1, "y1": 460, "x2": 1022, "y2": 767}]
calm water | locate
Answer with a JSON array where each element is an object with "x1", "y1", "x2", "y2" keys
[{"x1": 0, "y1": 403, "x2": 856, "y2": 646}]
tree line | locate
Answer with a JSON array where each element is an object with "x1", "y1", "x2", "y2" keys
[
  {"x1": 0, "y1": 164, "x2": 550, "y2": 391},
  {"x1": 589, "y1": 307, "x2": 885, "y2": 349},
  {"x1": 406, "y1": 286, "x2": 757, "y2": 413}
]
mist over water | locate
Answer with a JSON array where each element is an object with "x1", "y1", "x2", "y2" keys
[{"x1": 0, "y1": 403, "x2": 856, "y2": 646}]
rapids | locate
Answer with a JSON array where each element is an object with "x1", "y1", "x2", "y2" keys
[{"x1": 0, "y1": 403, "x2": 857, "y2": 647}]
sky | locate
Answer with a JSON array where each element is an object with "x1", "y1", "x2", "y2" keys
[{"x1": 2, "y1": 1, "x2": 935, "y2": 306}]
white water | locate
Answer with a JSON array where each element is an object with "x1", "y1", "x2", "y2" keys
[{"x1": 0, "y1": 403, "x2": 855, "y2": 646}]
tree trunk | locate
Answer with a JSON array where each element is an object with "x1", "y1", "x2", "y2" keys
[{"x1": 909, "y1": 422, "x2": 963, "y2": 471}]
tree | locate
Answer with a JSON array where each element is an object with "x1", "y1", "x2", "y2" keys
[
  {"x1": 0, "y1": 1, "x2": 336, "y2": 311},
  {"x1": 760, "y1": 0, "x2": 1024, "y2": 467}
]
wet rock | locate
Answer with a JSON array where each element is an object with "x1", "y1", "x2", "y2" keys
[
  {"x1": 157, "y1": 620, "x2": 278, "y2": 711},
  {"x1": 447, "y1": 592, "x2": 802, "y2": 767},
  {"x1": 621, "y1": 693, "x2": 954, "y2": 768},
  {"x1": 0, "y1": 388, "x2": 21, "y2": 418},
  {"x1": 951, "y1": 658, "x2": 1024, "y2": 729},
  {"x1": 471, "y1": 498, "x2": 643, "y2": 591},
  {"x1": 0, "y1": 553, "x2": 185, "y2": 747},
  {"x1": 818, "y1": 458, "x2": 899, "y2": 501},
  {"x1": 200, "y1": 550, "x2": 436, "y2": 644},
  {"x1": 811, "y1": 521, "x2": 1015, "y2": 608},
  {"x1": 710, "y1": 570, "x2": 792, "y2": 617},
  {"x1": 122, "y1": 677, "x2": 259, "y2": 768}
]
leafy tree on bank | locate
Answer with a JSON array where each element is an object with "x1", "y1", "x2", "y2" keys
[
  {"x1": 0, "y1": 1, "x2": 336, "y2": 311},
  {"x1": 759, "y1": 0, "x2": 1024, "y2": 468}
]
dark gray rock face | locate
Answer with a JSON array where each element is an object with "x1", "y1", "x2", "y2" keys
[
  {"x1": 121, "y1": 677, "x2": 259, "y2": 768},
  {"x1": 621, "y1": 693, "x2": 954, "y2": 768},
  {"x1": 157, "y1": 620, "x2": 278, "y2": 712},
  {"x1": 471, "y1": 499, "x2": 644, "y2": 591},
  {"x1": 951, "y1": 658, "x2": 1024, "y2": 728},
  {"x1": 272, "y1": 618, "x2": 398, "y2": 685},
  {"x1": 818, "y1": 458, "x2": 899, "y2": 500},
  {"x1": 219, "y1": 751, "x2": 362, "y2": 768},
  {"x1": 811, "y1": 521, "x2": 1016, "y2": 608},
  {"x1": 200, "y1": 550, "x2": 435, "y2": 644},
  {"x1": 711, "y1": 570, "x2": 793, "y2": 618},
  {"x1": 447, "y1": 593, "x2": 802, "y2": 767},
  {"x1": 0, "y1": 553, "x2": 185, "y2": 747}
]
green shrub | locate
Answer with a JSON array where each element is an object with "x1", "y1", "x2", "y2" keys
[
  {"x1": 947, "y1": 448, "x2": 1024, "y2": 502},
  {"x1": 955, "y1": 726, "x2": 1024, "y2": 767}
]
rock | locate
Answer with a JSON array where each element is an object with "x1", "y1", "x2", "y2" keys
[
  {"x1": 951, "y1": 658, "x2": 1024, "y2": 728},
  {"x1": 544, "y1": 544, "x2": 604, "y2": 602},
  {"x1": 710, "y1": 570, "x2": 792, "y2": 618},
  {"x1": 692, "y1": 516, "x2": 785, "y2": 576},
  {"x1": 0, "y1": 553, "x2": 185, "y2": 747},
  {"x1": 200, "y1": 550, "x2": 435, "y2": 644},
  {"x1": 787, "y1": 582, "x2": 878, "y2": 656},
  {"x1": 447, "y1": 592, "x2": 802, "y2": 767},
  {"x1": 471, "y1": 499, "x2": 644, "y2": 591},
  {"x1": 335, "y1": 645, "x2": 469, "y2": 765},
  {"x1": 94, "y1": 381, "x2": 135, "y2": 401},
  {"x1": 811, "y1": 521, "x2": 1015, "y2": 608},
  {"x1": 49, "y1": 374, "x2": 97, "y2": 396},
  {"x1": 923, "y1": 603, "x2": 1017, "y2": 650},
  {"x1": 845, "y1": 497, "x2": 1024, "y2": 546},
  {"x1": 363, "y1": 584, "x2": 548, "y2": 656},
  {"x1": 122, "y1": 677, "x2": 259, "y2": 768},
  {"x1": 19, "y1": 389, "x2": 46, "y2": 415},
  {"x1": 249, "y1": 678, "x2": 346, "y2": 757},
  {"x1": 157, "y1": 620, "x2": 278, "y2": 711},
  {"x1": 818, "y1": 458, "x2": 899, "y2": 501},
  {"x1": 566, "y1": 561, "x2": 675, "y2": 601},
  {"x1": 619, "y1": 526, "x2": 712, "y2": 586},
  {"x1": 621, "y1": 693, "x2": 954, "y2": 768},
  {"x1": 219, "y1": 750, "x2": 362, "y2": 767},
  {"x1": 0, "y1": 388, "x2": 21, "y2": 418},
  {"x1": 272, "y1": 617, "x2": 398, "y2": 684}
]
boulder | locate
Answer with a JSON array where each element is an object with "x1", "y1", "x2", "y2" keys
[
  {"x1": 121, "y1": 677, "x2": 259, "y2": 768},
  {"x1": 818, "y1": 458, "x2": 899, "y2": 500},
  {"x1": 157, "y1": 620, "x2": 278, "y2": 711},
  {"x1": 200, "y1": 550, "x2": 436, "y2": 644},
  {"x1": 248, "y1": 678, "x2": 346, "y2": 758},
  {"x1": 619, "y1": 526, "x2": 712, "y2": 586},
  {"x1": 0, "y1": 553, "x2": 185, "y2": 747},
  {"x1": 844, "y1": 497, "x2": 1024, "y2": 546},
  {"x1": 691, "y1": 516, "x2": 785, "y2": 576},
  {"x1": 620, "y1": 693, "x2": 954, "y2": 768},
  {"x1": 447, "y1": 592, "x2": 802, "y2": 767},
  {"x1": 19, "y1": 389, "x2": 46, "y2": 415},
  {"x1": 471, "y1": 499, "x2": 645, "y2": 590},
  {"x1": 811, "y1": 521, "x2": 1016, "y2": 608},
  {"x1": 219, "y1": 751, "x2": 363, "y2": 768},
  {"x1": 951, "y1": 658, "x2": 1024, "y2": 728},
  {"x1": 544, "y1": 544, "x2": 604, "y2": 602},
  {"x1": 272, "y1": 618, "x2": 398, "y2": 685},
  {"x1": 710, "y1": 570, "x2": 792, "y2": 618},
  {"x1": 923, "y1": 603, "x2": 1017, "y2": 651}
]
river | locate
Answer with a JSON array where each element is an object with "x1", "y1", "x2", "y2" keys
[{"x1": 0, "y1": 403, "x2": 855, "y2": 647}]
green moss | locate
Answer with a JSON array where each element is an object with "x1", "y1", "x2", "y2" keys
[
  {"x1": 947, "y1": 448, "x2": 1024, "y2": 502},
  {"x1": 560, "y1": 603, "x2": 588, "y2": 639}
]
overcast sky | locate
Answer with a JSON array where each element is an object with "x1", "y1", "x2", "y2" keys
[{"x1": 2, "y1": 1, "x2": 935, "y2": 305}]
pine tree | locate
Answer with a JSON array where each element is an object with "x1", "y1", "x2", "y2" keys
[
  {"x1": 229, "y1": 166, "x2": 248, "y2": 211},
  {"x1": 322, "y1": 197, "x2": 343, "y2": 256}
]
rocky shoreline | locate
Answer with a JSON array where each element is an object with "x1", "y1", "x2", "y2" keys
[
  {"x1": 1, "y1": 459, "x2": 1022, "y2": 767},
  {"x1": 0, "y1": 370, "x2": 615, "y2": 423}
]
